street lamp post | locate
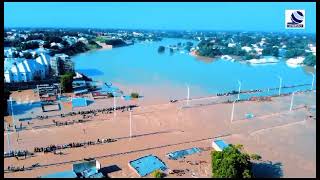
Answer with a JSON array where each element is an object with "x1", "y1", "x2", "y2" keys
[
  {"x1": 6, "y1": 123, "x2": 11, "y2": 153},
  {"x1": 237, "y1": 80, "x2": 241, "y2": 100},
  {"x1": 231, "y1": 100, "x2": 236, "y2": 123},
  {"x1": 309, "y1": 72, "x2": 315, "y2": 91},
  {"x1": 290, "y1": 91, "x2": 298, "y2": 111},
  {"x1": 113, "y1": 95, "x2": 117, "y2": 118},
  {"x1": 9, "y1": 97, "x2": 15, "y2": 132},
  {"x1": 129, "y1": 110, "x2": 132, "y2": 139},
  {"x1": 277, "y1": 76, "x2": 282, "y2": 96},
  {"x1": 186, "y1": 84, "x2": 190, "y2": 105}
]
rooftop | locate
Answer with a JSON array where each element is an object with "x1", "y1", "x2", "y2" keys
[{"x1": 41, "y1": 170, "x2": 77, "y2": 178}]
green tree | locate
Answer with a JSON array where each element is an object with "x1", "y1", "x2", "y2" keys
[
  {"x1": 60, "y1": 72, "x2": 74, "y2": 93},
  {"x1": 23, "y1": 52, "x2": 33, "y2": 59},
  {"x1": 169, "y1": 48, "x2": 174, "y2": 54},
  {"x1": 271, "y1": 47, "x2": 279, "y2": 57},
  {"x1": 151, "y1": 170, "x2": 164, "y2": 178},
  {"x1": 131, "y1": 92, "x2": 139, "y2": 98},
  {"x1": 186, "y1": 41, "x2": 194, "y2": 47},
  {"x1": 211, "y1": 144, "x2": 253, "y2": 178},
  {"x1": 285, "y1": 48, "x2": 305, "y2": 58},
  {"x1": 250, "y1": 154, "x2": 262, "y2": 161},
  {"x1": 263, "y1": 46, "x2": 279, "y2": 57},
  {"x1": 158, "y1": 46, "x2": 165, "y2": 53},
  {"x1": 303, "y1": 53, "x2": 316, "y2": 66},
  {"x1": 20, "y1": 41, "x2": 40, "y2": 50}
]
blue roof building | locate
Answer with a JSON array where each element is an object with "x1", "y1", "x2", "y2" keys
[
  {"x1": 212, "y1": 139, "x2": 230, "y2": 152},
  {"x1": 73, "y1": 159, "x2": 101, "y2": 178},
  {"x1": 41, "y1": 170, "x2": 77, "y2": 178},
  {"x1": 41, "y1": 159, "x2": 104, "y2": 178}
]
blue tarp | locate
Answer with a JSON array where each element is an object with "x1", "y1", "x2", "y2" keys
[
  {"x1": 123, "y1": 95, "x2": 132, "y2": 101},
  {"x1": 72, "y1": 97, "x2": 88, "y2": 107},
  {"x1": 245, "y1": 113, "x2": 255, "y2": 119},
  {"x1": 129, "y1": 155, "x2": 167, "y2": 177},
  {"x1": 166, "y1": 147, "x2": 201, "y2": 160},
  {"x1": 41, "y1": 170, "x2": 77, "y2": 178}
]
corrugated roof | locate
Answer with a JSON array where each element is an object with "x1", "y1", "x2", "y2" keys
[{"x1": 4, "y1": 58, "x2": 25, "y2": 72}]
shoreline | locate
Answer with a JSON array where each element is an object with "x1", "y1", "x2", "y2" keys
[{"x1": 95, "y1": 41, "x2": 113, "y2": 50}]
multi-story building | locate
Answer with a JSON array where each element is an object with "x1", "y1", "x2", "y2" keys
[
  {"x1": 4, "y1": 58, "x2": 46, "y2": 83},
  {"x1": 50, "y1": 53, "x2": 74, "y2": 76},
  {"x1": 4, "y1": 52, "x2": 52, "y2": 83}
]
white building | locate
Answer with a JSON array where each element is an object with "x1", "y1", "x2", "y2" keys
[
  {"x1": 50, "y1": 53, "x2": 74, "y2": 76},
  {"x1": 228, "y1": 43, "x2": 236, "y2": 48},
  {"x1": 251, "y1": 44, "x2": 263, "y2": 55},
  {"x1": 4, "y1": 47, "x2": 17, "y2": 58},
  {"x1": 50, "y1": 42, "x2": 64, "y2": 49},
  {"x1": 62, "y1": 36, "x2": 77, "y2": 45},
  {"x1": 241, "y1": 46, "x2": 252, "y2": 52},
  {"x1": 77, "y1": 37, "x2": 88, "y2": 44},
  {"x1": 286, "y1": 56, "x2": 305, "y2": 68},
  {"x1": 307, "y1": 44, "x2": 316, "y2": 55},
  {"x1": 4, "y1": 58, "x2": 46, "y2": 83},
  {"x1": 35, "y1": 53, "x2": 51, "y2": 76}
]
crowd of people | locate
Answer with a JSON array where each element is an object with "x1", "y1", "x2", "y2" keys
[
  {"x1": 33, "y1": 138, "x2": 117, "y2": 153},
  {"x1": 4, "y1": 150, "x2": 33, "y2": 159},
  {"x1": 53, "y1": 119, "x2": 89, "y2": 126},
  {"x1": 36, "y1": 115, "x2": 49, "y2": 120},
  {"x1": 217, "y1": 89, "x2": 263, "y2": 97},
  {"x1": 60, "y1": 105, "x2": 138, "y2": 118},
  {"x1": 6, "y1": 163, "x2": 39, "y2": 172}
]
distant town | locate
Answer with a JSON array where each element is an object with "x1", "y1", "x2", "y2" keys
[{"x1": 4, "y1": 28, "x2": 316, "y2": 85}]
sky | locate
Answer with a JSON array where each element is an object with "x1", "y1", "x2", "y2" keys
[{"x1": 4, "y1": 2, "x2": 316, "y2": 33}]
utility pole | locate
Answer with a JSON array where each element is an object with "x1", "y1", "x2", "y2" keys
[
  {"x1": 113, "y1": 95, "x2": 116, "y2": 118},
  {"x1": 277, "y1": 76, "x2": 282, "y2": 96},
  {"x1": 6, "y1": 123, "x2": 11, "y2": 153},
  {"x1": 237, "y1": 80, "x2": 241, "y2": 100},
  {"x1": 129, "y1": 110, "x2": 132, "y2": 139},
  {"x1": 231, "y1": 100, "x2": 236, "y2": 123},
  {"x1": 290, "y1": 91, "x2": 298, "y2": 111},
  {"x1": 10, "y1": 97, "x2": 15, "y2": 132},
  {"x1": 186, "y1": 84, "x2": 190, "y2": 105},
  {"x1": 309, "y1": 72, "x2": 315, "y2": 91}
]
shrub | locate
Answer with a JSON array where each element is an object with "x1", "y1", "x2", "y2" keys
[
  {"x1": 250, "y1": 154, "x2": 262, "y2": 161},
  {"x1": 151, "y1": 170, "x2": 164, "y2": 178},
  {"x1": 107, "y1": 93, "x2": 114, "y2": 98},
  {"x1": 60, "y1": 72, "x2": 74, "y2": 93},
  {"x1": 211, "y1": 144, "x2": 254, "y2": 178},
  {"x1": 131, "y1": 92, "x2": 139, "y2": 98},
  {"x1": 158, "y1": 46, "x2": 165, "y2": 53}
]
